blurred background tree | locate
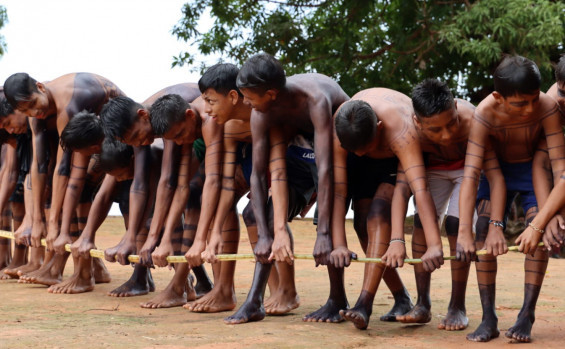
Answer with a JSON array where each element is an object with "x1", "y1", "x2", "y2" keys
[
  {"x1": 172, "y1": 0, "x2": 564, "y2": 103},
  {"x1": 0, "y1": 5, "x2": 7, "y2": 57}
]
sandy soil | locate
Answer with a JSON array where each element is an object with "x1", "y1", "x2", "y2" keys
[{"x1": 1, "y1": 216, "x2": 565, "y2": 348}]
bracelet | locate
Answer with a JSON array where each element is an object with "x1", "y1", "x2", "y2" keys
[
  {"x1": 528, "y1": 222, "x2": 545, "y2": 234},
  {"x1": 488, "y1": 219, "x2": 504, "y2": 229},
  {"x1": 389, "y1": 238, "x2": 406, "y2": 245}
]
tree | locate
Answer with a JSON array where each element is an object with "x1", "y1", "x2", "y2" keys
[
  {"x1": 172, "y1": 0, "x2": 564, "y2": 103},
  {"x1": 0, "y1": 5, "x2": 7, "y2": 57}
]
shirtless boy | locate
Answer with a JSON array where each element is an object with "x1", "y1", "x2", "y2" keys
[
  {"x1": 381, "y1": 79, "x2": 475, "y2": 330},
  {"x1": 331, "y1": 88, "x2": 445, "y2": 330},
  {"x1": 457, "y1": 56, "x2": 565, "y2": 343},
  {"x1": 3, "y1": 72, "x2": 120, "y2": 286}
]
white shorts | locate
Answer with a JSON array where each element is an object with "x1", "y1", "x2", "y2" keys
[{"x1": 414, "y1": 168, "x2": 463, "y2": 222}]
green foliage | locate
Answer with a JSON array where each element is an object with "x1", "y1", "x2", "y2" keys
[
  {"x1": 0, "y1": 5, "x2": 7, "y2": 57},
  {"x1": 173, "y1": 0, "x2": 564, "y2": 103}
]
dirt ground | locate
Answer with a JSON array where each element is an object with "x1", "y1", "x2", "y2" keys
[{"x1": 1, "y1": 216, "x2": 565, "y2": 348}]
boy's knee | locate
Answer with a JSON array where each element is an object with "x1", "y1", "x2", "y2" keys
[
  {"x1": 445, "y1": 215, "x2": 459, "y2": 237},
  {"x1": 242, "y1": 203, "x2": 256, "y2": 226}
]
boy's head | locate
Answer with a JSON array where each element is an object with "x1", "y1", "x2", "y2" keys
[
  {"x1": 334, "y1": 100, "x2": 379, "y2": 156},
  {"x1": 412, "y1": 79, "x2": 459, "y2": 146},
  {"x1": 60, "y1": 111, "x2": 104, "y2": 155},
  {"x1": 100, "y1": 96, "x2": 154, "y2": 147},
  {"x1": 3, "y1": 73, "x2": 50, "y2": 119},
  {"x1": 493, "y1": 56, "x2": 541, "y2": 116},
  {"x1": 99, "y1": 138, "x2": 134, "y2": 181},
  {"x1": 149, "y1": 94, "x2": 197, "y2": 145},
  {"x1": 236, "y1": 53, "x2": 286, "y2": 113},
  {"x1": 554, "y1": 55, "x2": 565, "y2": 110},
  {"x1": 199, "y1": 63, "x2": 244, "y2": 124},
  {"x1": 0, "y1": 88, "x2": 28, "y2": 134}
]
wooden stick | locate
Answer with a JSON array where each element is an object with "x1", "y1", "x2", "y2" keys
[{"x1": 0, "y1": 230, "x2": 544, "y2": 265}]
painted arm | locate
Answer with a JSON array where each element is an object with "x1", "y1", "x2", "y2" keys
[
  {"x1": 310, "y1": 99, "x2": 334, "y2": 266},
  {"x1": 138, "y1": 140, "x2": 180, "y2": 266},
  {"x1": 329, "y1": 135, "x2": 354, "y2": 268},
  {"x1": 268, "y1": 127, "x2": 292, "y2": 265},
  {"x1": 51, "y1": 151, "x2": 90, "y2": 254},
  {"x1": 107, "y1": 145, "x2": 151, "y2": 265},
  {"x1": 185, "y1": 123, "x2": 224, "y2": 267},
  {"x1": 152, "y1": 144, "x2": 193, "y2": 267},
  {"x1": 382, "y1": 164, "x2": 411, "y2": 268},
  {"x1": 201, "y1": 135, "x2": 239, "y2": 263},
  {"x1": 71, "y1": 174, "x2": 117, "y2": 259},
  {"x1": 0, "y1": 144, "x2": 19, "y2": 219},
  {"x1": 29, "y1": 118, "x2": 51, "y2": 247},
  {"x1": 249, "y1": 112, "x2": 272, "y2": 264}
]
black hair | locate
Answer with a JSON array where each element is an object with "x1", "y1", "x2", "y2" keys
[
  {"x1": 0, "y1": 87, "x2": 14, "y2": 119},
  {"x1": 3, "y1": 73, "x2": 39, "y2": 108},
  {"x1": 99, "y1": 138, "x2": 134, "y2": 173},
  {"x1": 60, "y1": 111, "x2": 104, "y2": 151},
  {"x1": 494, "y1": 56, "x2": 541, "y2": 98},
  {"x1": 555, "y1": 55, "x2": 565, "y2": 83},
  {"x1": 199, "y1": 63, "x2": 242, "y2": 96},
  {"x1": 334, "y1": 100, "x2": 377, "y2": 152},
  {"x1": 236, "y1": 53, "x2": 286, "y2": 93},
  {"x1": 99, "y1": 96, "x2": 142, "y2": 140},
  {"x1": 149, "y1": 94, "x2": 189, "y2": 136},
  {"x1": 412, "y1": 79, "x2": 454, "y2": 118}
]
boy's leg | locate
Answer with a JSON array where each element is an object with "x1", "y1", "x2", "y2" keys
[
  {"x1": 340, "y1": 183, "x2": 395, "y2": 330},
  {"x1": 0, "y1": 206, "x2": 12, "y2": 270},
  {"x1": 1, "y1": 201, "x2": 28, "y2": 279},
  {"x1": 505, "y1": 206, "x2": 549, "y2": 343},
  {"x1": 466, "y1": 199, "x2": 500, "y2": 342}
]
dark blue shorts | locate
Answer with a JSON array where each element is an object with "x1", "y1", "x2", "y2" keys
[
  {"x1": 236, "y1": 142, "x2": 253, "y2": 186},
  {"x1": 476, "y1": 160, "x2": 537, "y2": 218}
]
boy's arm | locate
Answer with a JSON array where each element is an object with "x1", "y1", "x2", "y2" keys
[
  {"x1": 138, "y1": 140, "x2": 180, "y2": 266},
  {"x1": 185, "y1": 123, "x2": 224, "y2": 267},
  {"x1": 29, "y1": 118, "x2": 51, "y2": 247},
  {"x1": 310, "y1": 100, "x2": 334, "y2": 266},
  {"x1": 457, "y1": 110, "x2": 490, "y2": 262},
  {"x1": 0, "y1": 144, "x2": 19, "y2": 218},
  {"x1": 249, "y1": 112, "x2": 272, "y2": 264},
  {"x1": 267, "y1": 127, "x2": 292, "y2": 265},
  {"x1": 481, "y1": 147, "x2": 508, "y2": 256},
  {"x1": 108, "y1": 146, "x2": 151, "y2": 265},
  {"x1": 51, "y1": 152, "x2": 90, "y2": 254},
  {"x1": 394, "y1": 137, "x2": 443, "y2": 272},
  {"x1": 152, "y1": 144, "x2": 194, "y2": 268},
  {"x1": 329, "y1": 135, "x2": 354, "y2": 268},
  {"x1": 201, "y1": 134, "x2": 240, "y2": 263},
  {"x1": 382, "y1": 164, "x2": 411, "y2": 268},
  {"x1": 71, "y1": 174, "x2": 117, "y2": 259}
]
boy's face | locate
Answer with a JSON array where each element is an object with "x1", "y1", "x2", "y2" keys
[
  {"x1": 122, "y1": 114, "x2": 155, "y2": 146},
  {"x1": 108, "y1": 165, "x2": 134, "y2": 182},
  {"x1": 240, "y1": 88, "x2": 275, "y2": 113},
  {"x1": 16, "y1": 90, "x2": 50, "y2": 119},
  {"x1": 500, "y1": 91, "x2": 540, "y2": 118},
  {"x1": 0, "y1": 110, "x2": 28, "y2": 134},
  {"x1": 162, "y1": 114, "x2": 197, "y2": 145},
  {"x1": 414, "y1": 106, "x2": 459, "y2": 147},
  {"x1": 202, "y1": 88, "x2": 235, "y2": 124}
]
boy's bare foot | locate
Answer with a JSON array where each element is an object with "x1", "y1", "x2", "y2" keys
[
  {"x1": 140, "y1": 277, "x2": 194, "y2": 309},
  {"x1": 380, "y1": 296, "x2": 413, "y2": 322},
  {"x1": 303, "y1": 298, "x2": 346, "y2": 323},
  {"x1": 466, "y1": 319, "x2": 499, "y2": 342},
  {"x1": 396, "y1": 304, "x2": 431, "y2": 323},
  {"x1": 92, "y1": 258, "x2": 111, "y2": 284},
  {"x1": 438, "y1": 308, "x2": 468, "y2": 331},
  {"x1": 224, "y1": 300, "x2": 265, "y2": 324},
  {"x1": 47, "y1": 272, "x2": 94, "y2": 294},
  {"x1": 505, "y1": 312, "x2": 535, "y2": 343},
  {"x1": 108, "y1": 265, "x2": 155, "y2": 297},
  {"x1": 340, "y1": 306, "x2": 370, "y2": 330},
  {"x1": 184, "y1": 286, "x2": 236, "y2": 313},
  {"x1": 264, "y1": 290, "x2": 300, "y2": 315}
]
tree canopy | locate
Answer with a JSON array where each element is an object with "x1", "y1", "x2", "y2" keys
[
  {"x1": 0, "y1": 5, "x2": 7, "y2": 57},
  {"x1": 173, "y1": 0, "x2": 565, "y2": 103}
]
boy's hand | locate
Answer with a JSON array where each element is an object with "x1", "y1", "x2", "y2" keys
[
  {"x1": 31, "y1": 220, "x2": 47, "y2": 248},
  {"x1": 185, "y1": 240, "x2": 206, "y2": 268},
  {"x1": 382, "y1": 243, "x2": 406, "y2": 268},
  {"x1": 541, "y1": 215, "x2": 564, "y2": 251},
  {"x1": 456, "y1": 232, "x2": 476, "y2": 263},
  {"x1": 15, "y1": 224, "x2": 31, "y2": 246},
  {"x1": 202, "y1": 235, "x2": 223, "y2": 264},
  {"x1": 152, "y1": 242, "x2": 174, "y2": 268},
  {"x1": 516, "y1": 224, "x2": 543, "y2": 255},
  {"x1": 253, "y1": 235, "x2": 273, "y2": 264},
  {"x1": 71, "y1": 237, "x2": 95, "y2": 260},
  {"x1": 421, "y1": 244, "x2": 444, "y2": 272},
  {"x1": 313, "y1": 233, "x2": 332, "y2": 266},
  {"x1": 138, "y1": 235, "x2": 159, "y2": 267},
  {"x1": 45, "y1": 221, "x2": 59, "y2": 251},
  {"x1": 269, "y1": 231, "x2": 293, "y2": 265},
  {"x1": 484, "y1": 226, "x2": 508, "y2": 256},
  {"x1": 329, "y1": 246, "x2": 357, "y2": 268},
  {"x1": 53, "y1": 233, "x2": 71, "y2": 255}
]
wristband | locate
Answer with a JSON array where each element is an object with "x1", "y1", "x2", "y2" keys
[
  {"x1": 528, "y1": 222, "x2": 545, "y2": 234},
  {"x1": 389, "y1": 238, "x2": 406, "y2": 245},
  {"x1": 488, "y1": 219, "x2": 504, "y2": 229}
]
